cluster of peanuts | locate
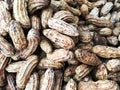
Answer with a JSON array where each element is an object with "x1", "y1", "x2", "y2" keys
[{"x1": 0, "y1": 0, "x2": 120, "y2": 90}]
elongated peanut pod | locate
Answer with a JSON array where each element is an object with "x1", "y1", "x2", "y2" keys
[
  {"x1": 92, "y1": 45, "x2": 120, "y2": 58},
  {"x1": 6, "y1": 61, "x2": 25, "y2": 73},
  {"x1": 48, "y1": 18, "x2": 79, "y2": 36},
  {"x1": 78, "y1": 80, "x2": 120, "y2": 90},
  {"x1": 75, "y1": 49, "x2": 102, "y2": 66},
  {"x1": 53, "y1": 10, "x2": 74, "y2": 23},
  {"x1": 43, "y1": 29, "x2": 75, "y2": 49},
  {"x1": 0, "y1": 1, "x2": 11, "y2": 35},
  {"x1": 13, "y1": 0, "x2": 30, "y2": 28},
  {"x1": 74, "y1": 64, "x2": 92, "y2": 81},
  {"x1": 0, "y1": 36, "x2": 14, "y2": 57},
  {"x1": 38, "y1": 58, "x2": 64, "y2": 69},
  {"x1": 47, "y1": 49, "x2": 74, "y2": 62},
  {"x1": 25, "y1": 72, "x2": 39, "y2": 90},
  {"x1": 11, "y1": 28, "x2": 40, "y2": 60},
  {"x1": 16, "y1": 55, "x2": 38, "y2": 89},
  {"x1": 8, "y1": 20, "x2": 27, "y2": 50},
  {"x1": 41, "y1": 7, "x2": 53, "y2": 28},
  {"x1": 86, "y1": 15, "x2": 112, "y2": 27},
  {"x1": 39, "y1": 68, "x2": 54, "y2": 90},
  {"x1": 20, "y1": 28, "x2": 40, "y2": 59}
]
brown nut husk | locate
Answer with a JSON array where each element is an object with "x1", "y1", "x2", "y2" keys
[
  {"x1": 16, "y1": 55, "x2": 38, "y2": 89},
  {"x1": 28, "y1": 0, "x2": 50, "y2": 14},
  {"x1": 43, "y1": 29, "x2": 75, "y2": 49},
  {"x1": 78, "y1": 80, "x2": 120, "y2": 90},
  {"x1": 75, "y1": 49, "x2": 102, "y2": 66},
  {"x1": 106, "y1": 59, "x2": 120, "y2": 72},
  {"x1": 92, "y1": 45, "x2": 120, "y2": 58},
  {"x1": 95, "y1": 64, "x2": 108, "y2": 80}
]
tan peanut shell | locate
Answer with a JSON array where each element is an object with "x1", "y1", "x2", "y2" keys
[
  {"x1": 86, "y1": 15, "x2": 112, "y2": 27},
  {"x1": 8, "y1": 20, "x2": 27, "y2": 50},
  {"x1": 80, "y1": 4, "x2": 89, "y2": 16},
  {"x1": 6, "y1": 61, "x2": 25, "y2": 73},
  {"x1": 94, "y1": 0, "x2": 106, "y2": 7},
  {"x1": 107, "y1": 36, "x2": 118, "y2": 46},
  {"x1": 0, "y1": 35, "x2": 14, "y2": 57},
  {"x1": 92, "y1": 45, "x2": 120, "y2": 58},
  {"x1": 43, "y1": 29, "x2": 75, "y2": 49},
  {"x1": 38, "y1": 57, "x2": 64, "y2": 69},
  {"x1": 13, "y1": 0, "x2": 30, "y2": 28},
  {"x1": 95, "y1": 64, "x2": 108, "y2": 80},
  {"x1": 48, "y1": 18, "x2": 79, "y2": 36},
  {"x1": 78, "y1": 24, "x2": 97, "y2": 31},
  {"x1": 99, "y1": 28, "x2": 112, "y2": 36},
  {"x1": 108, "y1": 72, "x2": 120, "y2": 81},
  {"x1": 12, "y1": 28, "x2": 40, "y2": 60},
  {"x1": 47, "y1": 49, "x2": 74, "y2": 62},
  {"x1": 78, "y1": 43, "x2": 93, "y2": 51},
  {"x1": 67, "y1": 59, "x2": 80, "y2": 65},
  {"x1": 40, "y1": 38, "x2": 52, "y2": 54},
  {"x1": 39, "y1": 68, "x2": 54, "y2": 90},
  {"x1": 0, "y1": 1, "x2": 11, "y2": 33},
  {"x1": 31, "y1": 15, "x2": 41, "y2": 31},
  {"x1": 28, "y1": 0, "x2": 50, "y2": 14},
  {"x1": 0, "y1": 28, "x2": 8, "y2": 36},
  {"x1": 78, "y1": 80, "x2": 120, "y2": 90},
  {"x1": 53, "y1": 10, "x2": 74, "y2": 23},
  {"x1": 100, "y1": 13, "x2": 111, "y2": 20},
  {"x1": 41, "y1": 7, "x2": 53, "y2": 28},
  {"x1": 64, "y1": 0, "x2": 77, "y2": 6},
  {"x1": 79, "y1": 30, "x2": 92, "y2": 43},
  {"x1": 65, "y1": 79, "x2": 77, "y2": 90},
  {"x1": 25, "y1": 72, "x2": 39, "y2": 90},
  {"x1": 106, "y1": 59, "x2": 120, "y2": 72},
  {"x1": 51, "y1": 0, "x2": 81, "y2": 16},
  {"x1": 20, "y1": 28, "x2": 40, "y2": 59},
  {"x1": 75, "y1": 49, "x2": 102, "y2": 66},
  {"x1": 74, "y1": 64, "x2": 92, "y2": 81},
  {"x1": 113, "y1": 27, "x2": 120, "y2": 36},
  {"x1": 77, "y1": 0, "x2": 94, "y2": 9},
  {"x1": 16, "y1": 55, "x2": 38, "y2": 89}
]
